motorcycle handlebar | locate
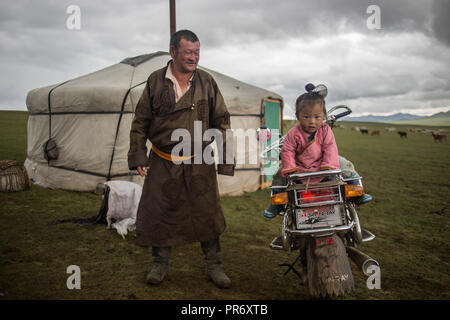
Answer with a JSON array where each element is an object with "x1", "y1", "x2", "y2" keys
[{"x1": 334, "y1": 110, "x2": 352, "y2": 120}]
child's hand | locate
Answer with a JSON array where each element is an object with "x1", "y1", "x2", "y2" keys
[
  {"x1": 319, "y1": 167, "x2": 335, "y2": 171},
  {"x1": 282, "y1": 167, "x2": 304, "y2": 176}
]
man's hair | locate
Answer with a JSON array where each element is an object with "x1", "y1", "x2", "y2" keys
[{"x1": 170, "y1": 30, "x2": 200, "y2": 50}]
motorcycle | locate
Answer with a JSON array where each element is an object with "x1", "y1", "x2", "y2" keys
[{"x1": 261, "y1": 105, "x2": 378, "y2": 298}]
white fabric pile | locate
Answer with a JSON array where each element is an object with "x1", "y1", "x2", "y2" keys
[
  {"x1": 104, "y1": 180, "x2": 142, "y2": 239},
  {"x1": 339, "y1": 156, "x2": 357, "y2": 178}
]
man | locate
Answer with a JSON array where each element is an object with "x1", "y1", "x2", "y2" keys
[{"x1": 128, "y1": 30, "x2": 234, "y2": 289}]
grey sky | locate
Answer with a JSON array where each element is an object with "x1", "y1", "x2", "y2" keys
[{"x1": 1, "y1": 0, "x2": 449, "y2": 117}]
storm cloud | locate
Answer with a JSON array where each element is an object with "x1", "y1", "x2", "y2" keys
[{"x1": 0, "y1": 0, "x2": 449, "y2": 117}]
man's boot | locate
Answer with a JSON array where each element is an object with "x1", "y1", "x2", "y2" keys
[
  {"x1": 146, "y1": 246, "x2": 171, "y2": 285},
  {"x1": 201, "y1": 238, "x2": 231, "y2": 289}
]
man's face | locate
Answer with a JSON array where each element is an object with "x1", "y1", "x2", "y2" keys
[
  {"x1": 171, "y1": 38, "x2": 200, "y2": 74},
  {"x1": 297, "y1": 103, "x2": 325, "y2": 134}
]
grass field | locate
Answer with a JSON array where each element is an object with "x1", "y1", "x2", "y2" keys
[{"x1": 0, "y1": 111, "x2": 449, "y2": 300}]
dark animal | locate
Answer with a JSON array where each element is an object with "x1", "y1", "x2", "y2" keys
[
  {"x1": 371, "y1": 130, "x2": 380, "y2": 136},
  {"x1": 431, "y1": 132, "x2": 447, "y2": 142},
  {"x1": 398, "y1": 131, "x2": 407, "y2": 138},
  {"x1": 361, "y1": 129, "x2": 369, "y2": 135}
]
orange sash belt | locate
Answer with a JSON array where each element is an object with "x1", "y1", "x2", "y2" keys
[{"x1": 151, "y1": 144, "x2": 195, "y2": 162}]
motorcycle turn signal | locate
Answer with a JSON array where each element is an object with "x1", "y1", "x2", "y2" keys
[
  {"x1": 344, "y1": 184, "x2": 364, "y2": 198},
  {"x1": 271, "y1": 192, "x2": 289, "y2": 205}
]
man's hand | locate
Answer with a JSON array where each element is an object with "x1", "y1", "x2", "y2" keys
[{"x1": 137, "y1": 166, "x2": 150, "y2": 177}]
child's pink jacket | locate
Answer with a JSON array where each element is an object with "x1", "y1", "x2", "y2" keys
[{"x1": 281, "y1": 123, "x2": 339, "y2": 178}]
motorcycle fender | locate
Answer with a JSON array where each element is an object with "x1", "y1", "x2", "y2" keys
[{"x1": 306, "y1": 235, "x2": 355, "y2": 298}]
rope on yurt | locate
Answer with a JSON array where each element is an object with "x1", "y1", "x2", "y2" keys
[
  {"x1": 30, "y1": 111, "x2": 135, "y2": 115},
  {"x1": 106, "y1": 78, "x2": 147, "y2": 181},
  {"x1": 46, "y1": 80, "x2": 71, "y2": 165},
  {"x1": 40, "y1": 77, "x2": 141, "y2": 180},
  {"x1": 44, "y1": 165, "x2": 139, "y2": 178}
]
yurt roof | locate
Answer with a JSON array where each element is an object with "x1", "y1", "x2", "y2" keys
[{"x1": 26, "y1": 51, "x2": 282, "y2": 115}]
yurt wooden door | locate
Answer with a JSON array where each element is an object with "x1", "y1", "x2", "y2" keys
[{"x1": 261, "y1": 98, "x2": 282, "y2": 189}]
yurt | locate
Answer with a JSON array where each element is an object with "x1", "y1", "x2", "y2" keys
[{"x1": 25, "y1": 52, "x2": 283, "y2": 196}]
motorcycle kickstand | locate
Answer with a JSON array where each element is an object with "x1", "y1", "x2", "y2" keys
[{"x1": 279, "y1": 253, "x2": 304, "y2": 279}]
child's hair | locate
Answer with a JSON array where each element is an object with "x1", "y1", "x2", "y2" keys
[{"x1": 295, "y1": 83, "x2": 327, "y2": 120}]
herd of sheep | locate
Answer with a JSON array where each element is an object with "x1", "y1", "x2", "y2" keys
[{"x1": 334, "y1": 124, "x2": 448, "y2": 141}]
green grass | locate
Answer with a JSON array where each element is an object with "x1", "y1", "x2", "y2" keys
[
  {"x1": 0, "y1": 111, "x2": 28, "y2": 162},
  {"x1": 1, "y1": 111, "x2": 449, "y2": 299}
]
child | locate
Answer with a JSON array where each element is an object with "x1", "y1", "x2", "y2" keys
[
  {"x1": 281, "y1": 83, "x2": 338, "y2": 179},
  {"x1": 264, "y1": 83, "x2": 371, "y2": 218}
]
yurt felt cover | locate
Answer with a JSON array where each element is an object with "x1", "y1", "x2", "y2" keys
[{"x1": 25, "y1": 52, "x2": 283, "y2": 195}]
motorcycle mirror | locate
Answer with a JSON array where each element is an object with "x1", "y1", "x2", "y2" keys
[
  {"x1": 327, "y1": 105, "x2": 352, "y2": 121},
  {"x1": 325, "y1": 105, "x2": 352, "y2": 128}
]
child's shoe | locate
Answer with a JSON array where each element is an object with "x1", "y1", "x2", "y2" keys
[
  {"x1": 358, "y1": 193, "x2": 373, "y2": 204},
  {"x1": 264, "y1": 204, "x2": 283, "y2": 218}
]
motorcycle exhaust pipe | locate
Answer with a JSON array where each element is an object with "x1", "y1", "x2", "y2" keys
[{"x1": 346, "y1": 246, "x2": 379, "y2": 276}]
